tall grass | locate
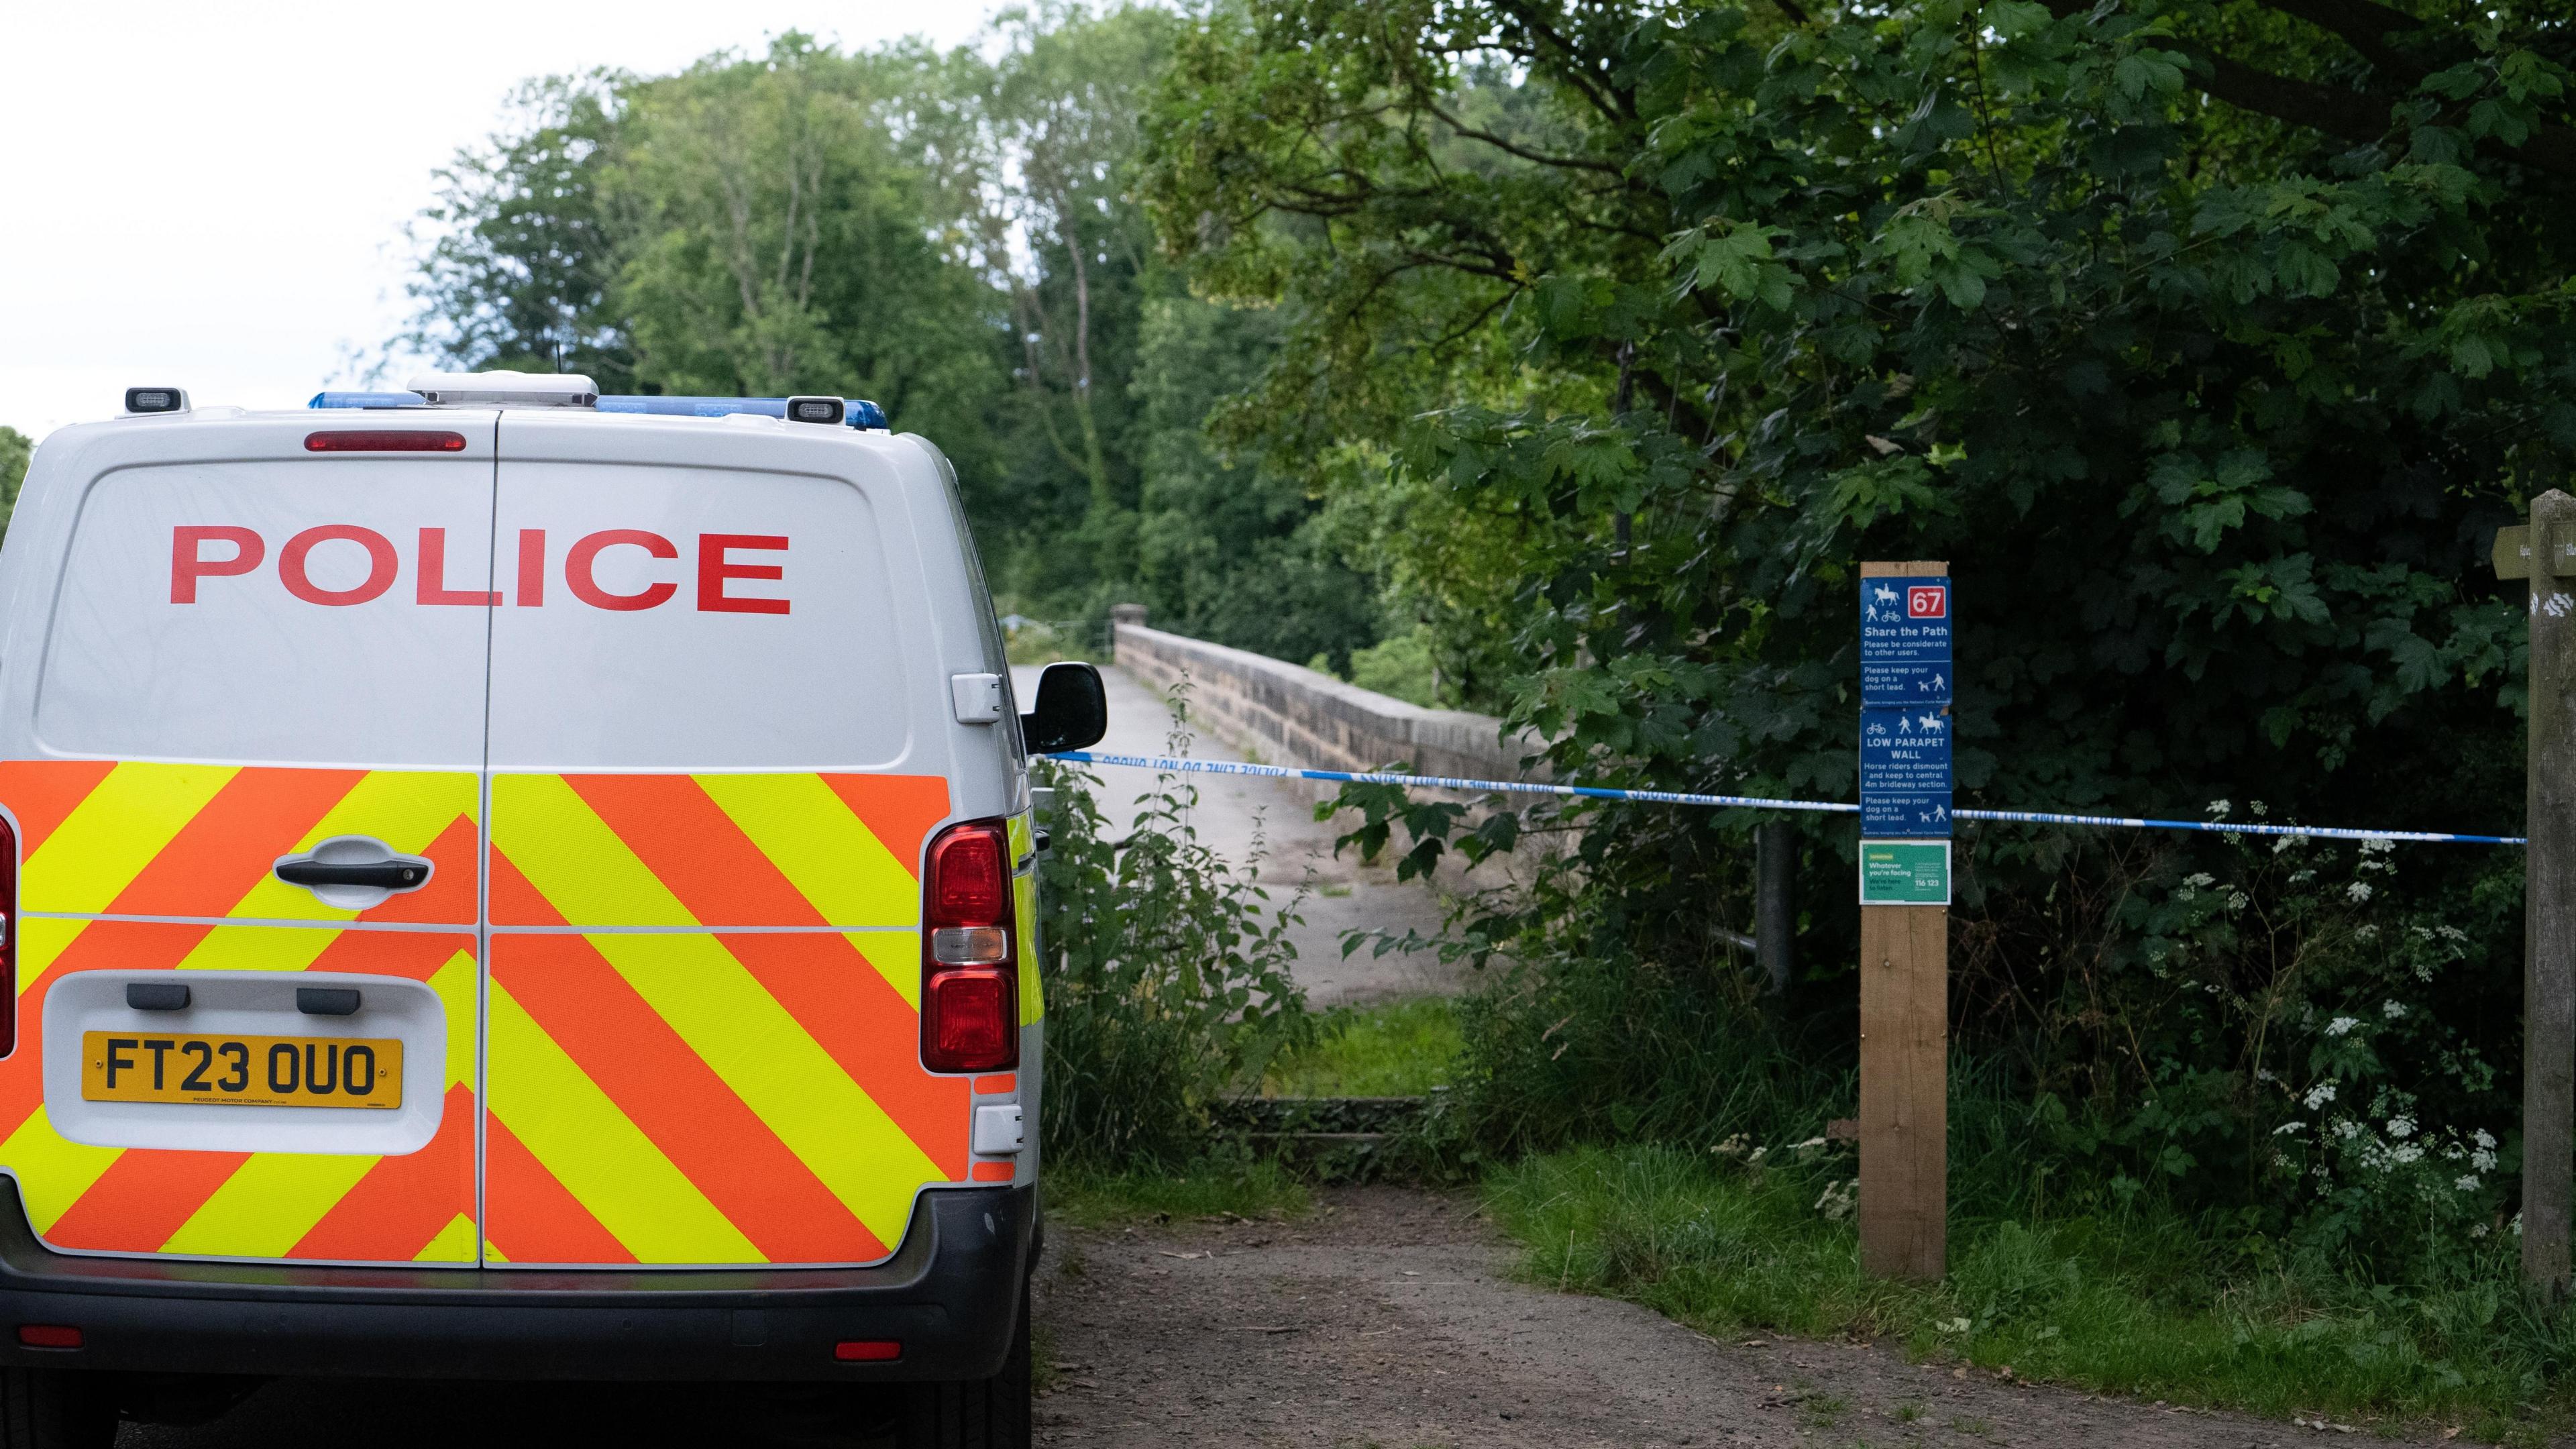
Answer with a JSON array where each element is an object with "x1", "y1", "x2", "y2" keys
[
  {"x1": 1264, "y1": 996, "x2": 1463, "y2": 1097},
  {"x1": 1487, "y1": 1143, "x2": 2576, "y2": 1440}
]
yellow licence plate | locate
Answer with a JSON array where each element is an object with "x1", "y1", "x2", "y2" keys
[{"x1": 81, "y1": 1032, "x2": 402, "y2": 1110}]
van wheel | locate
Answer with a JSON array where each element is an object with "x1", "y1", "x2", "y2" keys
[
  {"x1": 895, "y1": 1279, "x2": 1031, "y2": 1449},
  {"x1": 0, "y1": 1368, "x2": 114, "y2": 1448}
]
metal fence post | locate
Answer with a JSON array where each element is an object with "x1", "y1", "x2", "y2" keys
[{"x1": 1757, "y1": 820, "x2": 1796, "y2": 995}]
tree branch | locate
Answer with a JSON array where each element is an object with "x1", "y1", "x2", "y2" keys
[
  {"x1": 2030, "y1": 0, "x2": 2576, "y2": 180},
  {"x1": 1428, "y1": 104, "x2": 1630, "y2": 176},
  {"x1": 2247, "y1": 0, "x2": 2428, "y2": 83}
]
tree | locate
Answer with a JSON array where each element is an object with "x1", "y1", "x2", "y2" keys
[
  {"x1": 1142, "y1": 0, "x2": 2574, "y2": 1154},
  {"x1": 1131, "y1": 296, "x2": 1382, "y2": 667},
  {"x1": 0, "y1": 427, "x2": 29, "y2": 541},
  {"x1": 399, "y1": 9, "x2": 1387, "y2": 664},
  {"x1": 405, "y1": 76, "x2": 635, "y2": 388}
]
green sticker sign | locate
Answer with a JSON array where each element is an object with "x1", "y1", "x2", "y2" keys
[{"x1": 1860, "y1": 840, "x2": 1950, "y2": 906}]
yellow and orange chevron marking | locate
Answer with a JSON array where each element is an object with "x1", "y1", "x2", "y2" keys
[
  {"x1": 3, "y1": 761, "x2": 479, "y2": 926},
  {"x1": 0, "y1": 761, "x2": 481, "y2": 1263},
  {"x1": 0, "y1": 922, "x2": 477, "y2": 1263},
  {"x1": 482, "y1": 772, "x2": 969, "y2": 1266},
  {"x1": 0, "y1": 761, "x2": 988, "y2": 1269}
]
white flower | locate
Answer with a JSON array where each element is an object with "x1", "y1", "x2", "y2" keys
[
  {"x1": 2361, "y1": 837, "x2": 2395, "y2": 855},
  {"x1": 2324, "y1": 1016, "x2": 2361, "y2": 1038},
  {"x1": 2438, "y1": 925, "x2": 2469, "y2": 944},
  {"x1": 2392, "y1": 1144, "x2": 2424, "y2": 1165},
  {"x1": 2346, "y1": 881, "x2": 2373, "y2": 904},
  {"x1": 2474, "y1": 1148, "x2": 2498, "y2": 1172},
  {"x1": 2457, "y1": 1175, "x2": 2482, "y2": 1191},
  {"x1": 2335, "y1": 1119, "x2": 2363, "y2": 1139},
  {"x1": 2475, "y1": 1129, "x2": 2498, "y2": 1149},
  {"x1": 2256, "y1": 1067, "x2": 2278, "y2": 1083},
  {"x1": 2207, "y1": 800, "x2": 2233, "y2": 820},
  {"x1": 2304, "y1": 1083, "x2": 2337, "y2": 1109},
  {"x1": 2473, "y1": 1223, "x2": 2490, "y2": 1238},
  {"x1": 2355, "y1": 925, "x2": 2379, "y2": 941},
  {"x1": 1815, "y1": 1178, "x2": 1857, "y2": 1222},
  {"x1": 2387, "y1": 1116, "x2": 2416, "y2": 1139},
  {"x1": 1937, "y1": 1317, "x2": 1972, "y2": 1334},
  {"x1": 2227, "y1": 891, "x2": 2250, "y2": 911},
  {"x1": 2382, "y1": 1000, "x2": 2407, "y2": 1020},
  {"x1": 2274, "y1": 1120, "x2": 2308, "y2": 1135},
  {"x1": 2185, "y1": 872, "x2": 2216, "y2": 889},
  {"x1": 2251, "y1": 800, "x2": 2269, "y2": 818}
]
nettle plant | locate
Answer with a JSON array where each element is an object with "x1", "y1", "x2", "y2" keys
[{"x1": 2115, "y1": 805, "x2": 2510, "y2": 1267}]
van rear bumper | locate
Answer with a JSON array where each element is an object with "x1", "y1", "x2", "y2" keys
[{"x1": 0, "y1": 1182, "x2": 1036, "y2": 1383}]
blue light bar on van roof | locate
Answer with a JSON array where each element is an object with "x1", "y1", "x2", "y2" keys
[
  {"x1": 309, "y1": 391, "x2": 429, "y2": 409},
  {"x1": 307, "y1": 391, "x2": 890, "y2": 430},
  {"x1": 594, "y1": 396, "x2": 890, "y2": 430}
]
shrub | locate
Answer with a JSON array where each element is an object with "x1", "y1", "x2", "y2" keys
[{"x1": 1032, "y1": 747, "x2": 1313, "y2": 1169}]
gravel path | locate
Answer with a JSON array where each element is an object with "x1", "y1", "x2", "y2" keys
[{"x1": 1035, "y1": 1186, "x2": 2465, "y2": 1448}]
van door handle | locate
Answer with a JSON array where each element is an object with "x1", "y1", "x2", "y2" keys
[{"x1": 274, "y1": 859, "x2": 429, "y2": 890}]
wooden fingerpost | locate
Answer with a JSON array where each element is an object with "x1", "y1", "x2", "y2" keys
[
  {"x1": 1856, "y1": 559, "x2": 1953, "y2": 1281},
  {"x1": 2501, "y1": 496, "x2": 2576, "y2": 1297},
  {"x1": 1858, "y1": 900, "x2": 1947, "y2": 1278}
]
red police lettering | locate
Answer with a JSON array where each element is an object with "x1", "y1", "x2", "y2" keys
[
  {"x1": 165, "y1": 526, "x2": 792, "y2": 613},
  {"x1": 515, "y1": 529, "x2": 547, "y2": 608},
  {"x1": 566, "y1": 529, "x2": 678, "y2": 611},
  {"x1": 279, "y1": 525, "x2": 398, "y2": 606},
  {"x1": 417, "y1": 527, "x2": 499, "y2": 606},
  {"x1": 698, "y1": 534, "x2": 790, "y2": 614},
  {"x1": 169, "y1": 526, "x2": 264, "y2": 603}
]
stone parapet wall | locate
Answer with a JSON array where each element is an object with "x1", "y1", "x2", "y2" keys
[{"x1": 1108, "y1": 610, "x2": 1544, "y2": 782}]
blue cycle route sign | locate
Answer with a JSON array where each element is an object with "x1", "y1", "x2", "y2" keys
[
  {"x1": 1859, "y1": 575, "x2": 1953, "y2": 840},
  {"x1": 1860, "y1": 705, "x2": 1953, "y2": 835},
  {"x1": 1859, "y1": 576, "x2": 1953, "y2": 707}
]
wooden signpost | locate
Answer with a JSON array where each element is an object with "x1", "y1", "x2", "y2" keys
[
  {"x1": 1856, "y1": 559, "x2": 1951, "y2": 1280},
  {"x1": 2497, "y1": 494, "x2": 2576, "y2": 1297}
]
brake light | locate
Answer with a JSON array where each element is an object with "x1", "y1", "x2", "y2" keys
[
  {"x1": 15, "y1": 1325, "x2": 78, "y2": 1349},
  {"x1": 834, "y1": 1340, "x2": 900, "y2": 1362},
  {"x1": 922, "y1": 820, "x2": 1016, "y2": 1073},
  {"x1": 0, "y1": 815, "x2": 17, "y2": 1058},
  {"x1": 303, "y1": 431, "x2": 468, "y2": 453}
]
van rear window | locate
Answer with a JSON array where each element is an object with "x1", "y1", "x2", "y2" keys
[
  {"x1": 485, "y1": 462, "x2": 912, "y2": 770},
  {"x1": 36, "y1": 460, "x2": 494, "y2": 767}
]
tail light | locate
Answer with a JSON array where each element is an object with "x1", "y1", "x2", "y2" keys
[
  {"x1": 0, "y1": 815, "x2": 17, "y2": 1057},
  {"x1": 304, "y1": 431, "x2": 468, "y2": 453},
  {"x1": 922, "y1": 819, "x2": 1017, "y2": 1073}
]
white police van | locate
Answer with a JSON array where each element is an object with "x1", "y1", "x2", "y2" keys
[{"x1": 0, "y1": 374, "x2": 1101, "y2": 1446}]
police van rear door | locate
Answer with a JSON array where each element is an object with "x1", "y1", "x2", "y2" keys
[
  {"x1": 0, "y1": 414, "x2": 494, "y2": 1265},
  {"x1": 481, "y1": 411, "x2": 969, "y2": 1268}
]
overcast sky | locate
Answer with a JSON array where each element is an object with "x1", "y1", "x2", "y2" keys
[{"x1": 0, "y1": 1, "x2": 997, "y2": 442}]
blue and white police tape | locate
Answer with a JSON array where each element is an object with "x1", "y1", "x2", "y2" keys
[
  {"x1": 1041, "y1": 750, "x2": 2526, "y2": 847},
  {"x1": 1949, "y1": 808, "x2": 2522, "y2": 847}
]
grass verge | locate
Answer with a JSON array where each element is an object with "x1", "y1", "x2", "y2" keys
[
  {"x1": 1045, "y1": 1157, "x2": 1311, "y2": 1228},
  {"x1": 1486, "y1": 1144, "x2": 2576, "y2": 1444},
  {"x1": 1264, "y1": 996, "x2": 1460, "y2": 1097}
]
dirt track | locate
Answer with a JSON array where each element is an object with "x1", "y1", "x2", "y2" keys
[{"x1": 1034, "y1": 1186, "x2": 2460, "y2": 1448}]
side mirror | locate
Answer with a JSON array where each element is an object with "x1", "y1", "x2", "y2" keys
[{"x1": 1021, "y1": 661, "x2": 1107, "y2": 755}]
